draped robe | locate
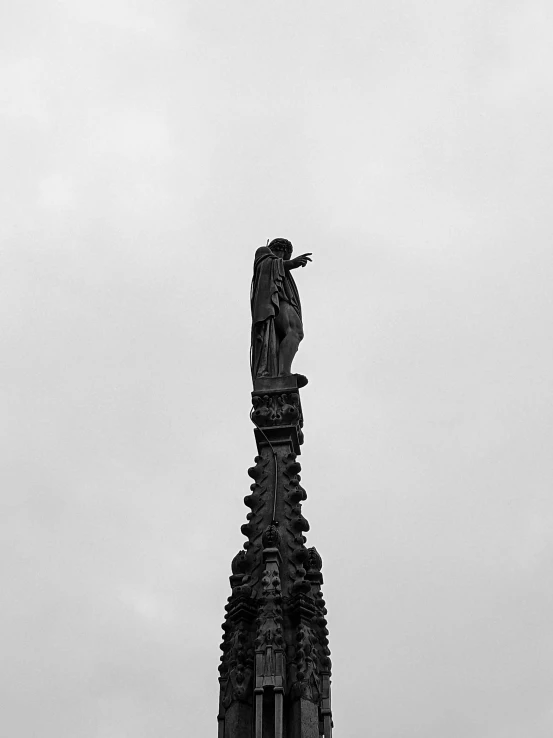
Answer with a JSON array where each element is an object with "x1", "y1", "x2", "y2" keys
[{"x1": 250, "y1": 246, "x2": 302, "y2": 379}]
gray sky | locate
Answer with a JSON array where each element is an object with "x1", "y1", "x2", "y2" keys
[{"x1": 2, "y1": 1, "x2": 553, "y2": 736}]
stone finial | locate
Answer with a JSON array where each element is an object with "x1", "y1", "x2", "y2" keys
[
  {"x1": 306, "y1": 546, "x2": 323, "y2": 573},
  {"x1": 231, "y1": 550, "x2": 248, "y2": 576}
]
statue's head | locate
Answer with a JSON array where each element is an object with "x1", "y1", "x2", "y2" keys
[{"x1": 268, "y1": 238, "x2": 292, "y2": 260}]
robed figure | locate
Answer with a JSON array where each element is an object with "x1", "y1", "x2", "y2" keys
[{"x1": 250, "y1": 238, "x2": 312, "y2": 382}]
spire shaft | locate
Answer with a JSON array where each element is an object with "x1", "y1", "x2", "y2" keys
[{"x1": 218, "y1": 375, "x2": 333, "y2": 738}]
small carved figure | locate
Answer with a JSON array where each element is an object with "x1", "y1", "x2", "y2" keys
[
  {"x1": 262, "y1": 523, "x2": 281, "y2": 549},
  {"x1": 250, "y1": 238, "x2": 312, "y2": 383}
]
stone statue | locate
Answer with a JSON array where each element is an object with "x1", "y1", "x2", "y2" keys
[{"x1": 250, "y1": 238, "x2": 312, "y2": 385}]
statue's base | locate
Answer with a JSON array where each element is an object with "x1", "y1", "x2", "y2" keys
[
  {"x1": 251, "y1": 375, "x2": 305, "y2": 453},
  {"x1": 253, "y1": 373, "x2": 308, "y2": 392}
]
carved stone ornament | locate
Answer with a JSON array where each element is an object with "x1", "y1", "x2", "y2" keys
[
  {"x1": 219, "y1": 620, "x2": 255, "y2": 706},
  {"x1": 220, "y1": 625, "x2": 253, "y2": 707},
  {"x1": 262, "y1": 523, "x2": 281, "y2": 549},
  {"x1": 255, "y1": 562, "x2": 284, "y2": 652},
  {"x1": 291, "y1": 623, "x2": 322, "y2": 703},
  {"x1": 251, "y1": 391, "x2": 302, "y2": 428}
]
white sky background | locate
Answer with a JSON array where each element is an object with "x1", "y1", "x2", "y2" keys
[{"x1": 1, "y1": 0, "x2": 553, "y2": 736}]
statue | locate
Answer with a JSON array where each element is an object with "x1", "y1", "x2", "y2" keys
[{"x1": 250, "y1": 238, "x2": 312, "y2": 385}]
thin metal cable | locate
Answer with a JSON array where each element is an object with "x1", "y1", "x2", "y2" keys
[{"x1": 250, "y1": 408, "x2": 279, "y2": 524}]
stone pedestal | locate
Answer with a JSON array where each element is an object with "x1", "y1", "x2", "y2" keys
[{"x1": 218, "y1": 376, "x2": 333, "y2": 738}]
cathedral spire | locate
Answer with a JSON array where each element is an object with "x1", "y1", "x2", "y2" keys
[{"x1": 217, "y1": 243, "x2": 333, "y2": 738}]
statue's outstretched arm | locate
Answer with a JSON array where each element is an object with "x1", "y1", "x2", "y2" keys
[{"x1": 284, "y1": 253, "x2": 313, "y2": 270}]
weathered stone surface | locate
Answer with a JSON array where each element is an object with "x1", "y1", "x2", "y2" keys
[
  {"x1": 288, "y1": 699, "x2": 320, "y2": 738},
  {"x1": 219, "y1": 701, "x2": 253, "y2": 738}
]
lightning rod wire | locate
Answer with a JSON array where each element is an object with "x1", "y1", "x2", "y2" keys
[{"x1": 250, "y1": 408, "x2": 279, "y2": 526}]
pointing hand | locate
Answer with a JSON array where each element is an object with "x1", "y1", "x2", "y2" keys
[{"x1": 292, "y1": 253, "x2": 313, "y2": 268}]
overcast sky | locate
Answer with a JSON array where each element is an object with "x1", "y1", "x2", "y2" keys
[{"x1": 2, "y1": 1, "x2": 553, "y2": 736}]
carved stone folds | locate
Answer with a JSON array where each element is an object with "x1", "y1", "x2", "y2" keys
[{"x1": 218, "y1": 379, "x2": 333, "y2": 738}]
